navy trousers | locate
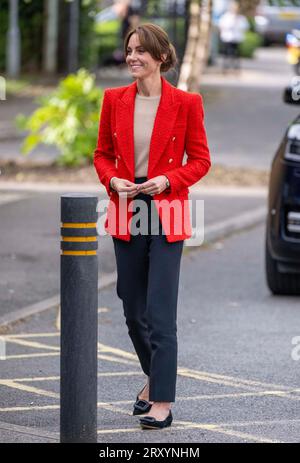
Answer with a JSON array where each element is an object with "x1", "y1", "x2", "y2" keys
[{"x1": 112, "y1": 177, "x2": 184, "y2": 402}]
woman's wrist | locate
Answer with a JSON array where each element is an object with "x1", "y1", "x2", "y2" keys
[{"x1": 110, "y1": 176, "x2": 117, "y2": 191}]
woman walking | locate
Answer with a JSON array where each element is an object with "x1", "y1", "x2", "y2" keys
[
  {"x1": 218, "y1": 1, "x2": 249, "y2": 72},
  {"x1": 94, "y1": 23, "x2": 211, "y2": 430}
]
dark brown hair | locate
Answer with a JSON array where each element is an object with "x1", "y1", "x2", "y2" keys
[{"x1": 123, "y1": 23, "x2": 178, "y2": 73}]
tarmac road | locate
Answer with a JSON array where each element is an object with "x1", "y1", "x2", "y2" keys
[{"x1": 0, "y1": 220, "x2": 300, "y2": 443}]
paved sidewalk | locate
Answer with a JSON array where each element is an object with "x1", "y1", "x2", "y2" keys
[{"x1": 1, "y1": 47, "x2": 298, "y2": 170}]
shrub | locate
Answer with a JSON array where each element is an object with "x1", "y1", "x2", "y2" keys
[
  {"x1": 239, "y1": 31, "x2": 263, "y2": 58},
  {"x1": 16, "y1": 68, "x2": 103, "y2": 167}
]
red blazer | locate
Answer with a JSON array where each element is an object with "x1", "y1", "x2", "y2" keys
[{"x1": 94, "y1": 75, "x2": 211, "y2": 242}]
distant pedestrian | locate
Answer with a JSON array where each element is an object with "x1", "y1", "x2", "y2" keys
[
  {"x1": 113, "y1": 0, "x2": 141, "y2": 65},
  {"x1": 218, "y1": 1, "x2": 249, "y2": 72},
  {"x1": 120, "y1": 1, "x2": 140, "y2": 42}
]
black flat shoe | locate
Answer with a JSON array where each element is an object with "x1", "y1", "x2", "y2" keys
[
  {"x1": 132, "y1": 384, "x2": 151, "y2": 416},
  {"x1": 133, "y1": 398, "x2": 152, "y2": 415},
  {"x1": 139, "y1": 410, "x2": 173, "y2": 429}
]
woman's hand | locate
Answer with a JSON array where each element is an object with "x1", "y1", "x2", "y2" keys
[
  {"x1": 111, "y1": 178, "x2": 140, "y2": 198},
  {"x1": 136, "y1": 176, "x2": 169, "y2": 195}
]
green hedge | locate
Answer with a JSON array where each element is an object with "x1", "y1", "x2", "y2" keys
[
  {"x1": 15, "y1": 68, "x2": 103, "y2": 167},
  {"x1": 239, "y1": 31, "x2": 263, "y2": 58}
]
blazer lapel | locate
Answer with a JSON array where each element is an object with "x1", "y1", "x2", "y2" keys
[{"x1": 115, "y1": 75, "x2": 181, "y2": 179}]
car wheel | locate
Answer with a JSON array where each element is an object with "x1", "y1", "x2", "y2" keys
[{"x1": 265, "y1": 237, "x2": 300, "y2": 295}]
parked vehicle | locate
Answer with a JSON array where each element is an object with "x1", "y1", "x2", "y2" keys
[
  {"x1": 266, "y1": 84, "x2": 300, "y2": 294},
  {"x1": 286, "y1": 28, "x2": 300, "y2": 74},
  {"x1": 255, "y1": 0, "x2": 300, "y2": 45}
]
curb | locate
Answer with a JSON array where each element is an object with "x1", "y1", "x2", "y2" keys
[
  {"x1": 0, "y1": 271, "x2": 117, "y2": 330},
  {"x1": 0, "y1": 206, "x2": 267, "y2": 330},
  {"x1": 204, "y1": 206, "x2": 267, "y2": 244},
  {"x1": 0, "y1": 180, "x2": 268, "y2": 197}
]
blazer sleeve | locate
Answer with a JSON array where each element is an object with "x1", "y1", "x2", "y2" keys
[
  {"x1": 93, "y1": 89, "x2": 118, "y2": 196},
  {"x1": 162, "y1": 93, "x2": 211, "y2": 192}
]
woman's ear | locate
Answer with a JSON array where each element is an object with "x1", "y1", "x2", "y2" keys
[{"x1": 161, "y1": 53, "x2": 168, "y2": 63}]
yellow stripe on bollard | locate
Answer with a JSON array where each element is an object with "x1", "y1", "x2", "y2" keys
[
  {"x1": 61, "y1": 223, "x2": 97, "y2": 228},
  {"x1": 61, "y1": 250, "x2": 97, "y2": 255}
]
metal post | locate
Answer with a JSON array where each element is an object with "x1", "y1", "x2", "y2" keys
[
  {"x1": 43, "y1": 0, "x2": 59, "y2": 74},
  {"x1": 60, "y1": 193, "x2": 98, "y2": 443},
  {"x1": 6, "y1": 0, "x2": 20, "y2": 78},
  {"x1": 67, "y1": 0, "x2": 79, "y2": 73}
]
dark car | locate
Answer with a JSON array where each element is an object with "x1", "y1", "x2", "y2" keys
[{"x1": 266, "y1": 84, "x2": 300, "y2": 294}]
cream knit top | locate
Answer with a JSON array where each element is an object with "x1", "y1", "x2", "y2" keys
[{"x1": 134, "y1": 93, "x2": 161, "y2": 177}]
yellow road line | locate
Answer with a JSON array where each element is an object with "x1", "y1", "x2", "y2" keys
[
  {"x1": 178, "y1": 367, "x2": 293, "y2": 392},
  {"x1": 9, "y1": 376, "x2": 60, "y2": 382},
  {"x1": 0, "y1": 401, "x2": 285, "y2": 443},
  {"x1": 2, "y1": 388, "x2": 300, "y2": 413},
  {"x1": 1, "y1": 333, "x2": 296, "y2": 397},
  {"x1": 1, "y1": 334, "x2": 294, "y2": 391},
  {"x1": 0, "y1": 404, "x2": 59, "y2": 412},
  {"x1": 3, "y1": 333, "x2": 59, "y2": 339},
  {"x1": 97, "y1": 402, "x2": 132, "y2": 415},
  {"x1": 0, "y1": 380, "x2": 58, "y2": 399},
  {"x1": 178, "y1": 368, "x2": 292, "y2": 392},
  {"x1": 2, "y1": 352, "x2": 137, "y2": 361},
  {"x1": 222, "y1": 418, "x2": 300, "y2": 428},
  {"x1": 98, "y1": 354, "x2": 139, "y2": 366},
  {"x1": 96, "y1": 425, "x2": 189, "y2": 435},
  {"x1": 5, "y1": 338, "x2": 59, "y2": 351},
  {"x1": 97, "y1": 371, "x2": 142, "y2": 377},
  {"x1": 95, "y1": 421, "x2": 282, "y2": 443},
  {"x1": 173, "y1": 421, "x2": 282, "y2": 443},
  {"x1": 181, "y1": 390, "x2": 300, "y2": 400},
  {"x1": 98, "y1": 343, "x2": 139, "y2": 360},
  {"x1": 0, "y1": 371, "x2": 142, "y2": 383},
  {"x1": 4, "y1": 353, "x2": 59, "y2": 360},
  {"x1": 178, "y1": 370, "x2": 268, "y2": 391}
]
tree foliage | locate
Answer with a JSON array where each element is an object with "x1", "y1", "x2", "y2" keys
[
  {"x1": 16, "y1": 69, "x2": 103, "y2": 166},
  {"x1": 0, "y1": 0, "x2": 98, "y2": 72}
]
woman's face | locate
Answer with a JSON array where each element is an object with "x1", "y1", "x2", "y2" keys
[{"x1": 126, "y1": 33, "x2": 165, "y2": 79}]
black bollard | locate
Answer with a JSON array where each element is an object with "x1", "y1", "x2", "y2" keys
[{"x1": 60, "y1": 193, "x2": 98, "y2": 443}]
